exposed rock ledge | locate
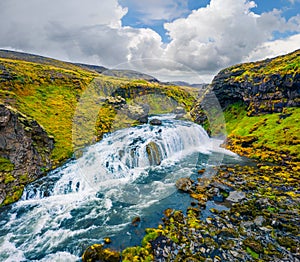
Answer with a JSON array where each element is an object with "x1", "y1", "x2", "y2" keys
[{"x1": 0, "y1": 104, "x2": 54, "y2": 205}]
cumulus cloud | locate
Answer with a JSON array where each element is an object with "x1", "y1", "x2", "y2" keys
[
  {"x1": 0, "y1": 0, "x2": 299, "y2": 83},
  {"x1": 163, "y1": 0, "x2": 300, "y2": 78},
  {"x1": 244, "y1": 33, "x2": 300, "y2": 62},
  {"x1": 0, "y1": 0, "x2": 165, "y2": 66}
]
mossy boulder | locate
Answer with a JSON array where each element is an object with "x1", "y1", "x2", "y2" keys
[{"x1": 82, "y1": 244, "x2": 120, "y2": 262}]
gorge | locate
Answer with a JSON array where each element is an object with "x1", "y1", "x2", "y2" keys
[{"x1": 0, "y1": 49, "x2": 299, "y2": 261}]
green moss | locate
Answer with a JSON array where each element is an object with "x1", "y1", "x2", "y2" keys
[
  {"x1": 246, "y1": 247, "x2": 259, "y2": 259},
  {"x1": 0, "y1": 157, "x2": 14, "y2": 172},
  {"x1": 19, "y1": 173, "x2": 30, "y2": 184},
  {"x1": 122, "y1": 246, "x2": 153, "y2": 262},
  {"x1": 224, "y1": 105, "x2": 300, "y2": 161},
  {"x1": 141, "y1": 228, "x2": 160, "y2": 247},
  {"x1": 4, "y1": 173, "x2": 15, "y2": 184},
  {"x1": 2, "y1": 185, "x2": 24, "y2": 205}
]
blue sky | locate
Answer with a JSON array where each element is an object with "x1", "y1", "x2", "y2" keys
[
  {"x1": 121, "y1": 0, "x2": 300, "y2": 42},
  {"x1": 0, "y1": 0, "x2": 299, "y2": 83}
]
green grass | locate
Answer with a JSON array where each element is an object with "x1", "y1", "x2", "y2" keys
[{"x1": 224, "y1": 104, "x2": 300, "y2": 161}]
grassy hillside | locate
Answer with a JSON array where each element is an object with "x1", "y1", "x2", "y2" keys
[
  {"x1": 0, "y1": 52, "x2": 197, "y2": 167},
  {"x1": 193, "y1": 49, "x2": 300, "y2": 164},
  {"x1": 224, "y1": 103, "x2": 300, "y2": 164}
]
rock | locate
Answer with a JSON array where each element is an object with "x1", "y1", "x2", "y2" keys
[
  {"x1": 120, "y1": 103, "x2": 149, "y2": 124},
  {"x1": 132, "y1": 216, "x2": 141, "y2": 226},
  {"x1": 82, "y1": 244, "x2": 120, "y2": 262},
  {"x1": 211, "y1": 181, "x2": 233, "y2": 193},
  {"x1": 149, "y1": 118, "x2": 162, "y2": 126},
  {"x1": 226, "y1": 191, "x2": 246, "y2": 203},
  {"x1": 138, "y1": 115, "x2": 148, "y2": 124},
  {"x1": 173, "y1": 106, "x2": 185, "y2": 114},
  {"x1": 254, "y1": 216, "x2": 265, "y2": 227},
  {"x1": 146, "y1": 142, "x2": 162, "y2": 166},
  {"x1": 197, "y1": 168, "x2": 205, "y2": 174},
  {"x1": 176, "y1": 177, "x2": 193, "y2": 192},
  {"x1": 103, "y1": 237, "x2": 111, "y2": 244},
  {"x1": 243, "y1": 237, "x2": 264, "y2": 254},
  {"x1": 0, "y1": 104, "x2": 54, "y2": 205},
  {"x1": 106, "y1": 95, "x2": 126, "y2": 106}
]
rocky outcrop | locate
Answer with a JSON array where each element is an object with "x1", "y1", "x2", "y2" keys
[
  {"x1": 211, "y1": 50, "x2": 300, "y2": 115},
  {"x1": 146, "y1": 141, "x2": 162, "y2": 166},
  {"x1": 0, "y1": 104, "x2": 54, "y2": 205}
]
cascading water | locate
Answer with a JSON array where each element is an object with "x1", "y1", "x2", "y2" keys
[{"x1": 0, "y1": 115, "x2": 236, "y2": 261}]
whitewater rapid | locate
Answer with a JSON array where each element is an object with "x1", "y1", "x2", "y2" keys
[{"x1": 0, "y1": 115, "x2": 236, "y2": 261}]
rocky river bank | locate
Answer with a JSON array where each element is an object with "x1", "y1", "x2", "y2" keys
[{"x1": 83, "y1": 157, "x2": 299, "y2": 261}]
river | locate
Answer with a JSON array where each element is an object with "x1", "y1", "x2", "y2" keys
[{"x1": 0, "y1": 115, "x2": 239, "y2": 261}]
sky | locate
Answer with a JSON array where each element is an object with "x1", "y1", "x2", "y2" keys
[{"x1": 0, "y1": 0, "x2": 299, "y2": 83}]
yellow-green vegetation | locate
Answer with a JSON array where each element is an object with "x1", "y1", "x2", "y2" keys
[
  {"x1": 0, "y1": 56, "x2": 197, "y2": 167},
  {"x1": 0, "y1": 157, "x2": 15, "y2": 185},
  {"x1": 121, "y1": 228, "x2": 163, "y2": 261},
  {"x1": 0, "y1": 156, "x2": 14, "y2": 173},
  {"x1": 2, "y1": 185, "x2": 24, "y2": 205},
  {"x1": 82, "y1": 244, "x2": 120, "y2": 262},
  {"x1": 229, "y1": 49, "x2": 300, "y2": 81},
  {"x1": 224, "y1": 103, "x2": 300, "y2": 162}
]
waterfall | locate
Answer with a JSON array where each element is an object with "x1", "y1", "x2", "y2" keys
[
  {"x1": 22, "y1": 115, "x2": 211, "y2": 200},
  {"x1": 0, "y1": 115, "x2": 237, "y2": 261}
]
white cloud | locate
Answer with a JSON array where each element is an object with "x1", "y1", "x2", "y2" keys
[
  {"x1": 0, "y1": 0, "x2": 164, "y2": 66},
  {"x1": 0, "y1": 0, "x2": 299, "y2": 83},
  {"x1": 287, "y1": 0, "x2": 300, "y2": 4},
  {"x1": 163, "y1": 0, "x2": 300, "y2": 77},
  {"x1": 244, "y1": 33, "x2": 300, "y2": 62}
]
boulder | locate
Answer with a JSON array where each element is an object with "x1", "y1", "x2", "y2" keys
[
  {"x1": 176, "y1": 177, "x2": 193, "y2": 192},
  {"x1": 149, "y1": 119, "x2": 162, "y2": 126},
  {"x1": 226, "y1": 191, "x2": 246, "y2": 203},
  {"x1": 146, "y1": 142, "x2": 162, "y2": 166},
  {"x1": 82, "y1": 244, "x2": 120, "y2": 262}
]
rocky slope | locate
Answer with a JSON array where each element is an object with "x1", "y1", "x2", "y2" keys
[
  {"x1": 0, "y1": 104, "x2": 53, "y2": 205},
  {"x1": 0, "y1": 50, "x2": 197, "y2": 205},
  {"x1": 191, "y1": 49, "x2": 300, "y2": 163},
  {"x1": 211, "y1": 49, "x2": 300, "y2": 114}
]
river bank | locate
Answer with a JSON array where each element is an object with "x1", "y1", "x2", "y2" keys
[{"x1": 82, "y1": 50, "x2": 300, "y2": 261}]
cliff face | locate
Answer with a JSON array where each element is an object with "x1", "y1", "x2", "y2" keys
[
  {"x1": 191, "y1": 50, "x2": 300, "y2": 163},
  {"x1": 0, "y1": 104, "x2": 54, "y2": 205},
  {"x1": 211, "y1": 50, "x2": 300, "y2": 115}
]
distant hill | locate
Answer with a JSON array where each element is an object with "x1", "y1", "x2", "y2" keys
[
  {"x1": 0, "y1": 49, "x2": 87, "y2": 72},
  {"x1": 0, "y1": 49, "x2": 158, "y2": 82},
  {"x1": 164, "y1": 81, "x2": 208, "y2": 88},
  {"x1": 102, "y1": 69, "x2": 158, "y2": 82}
]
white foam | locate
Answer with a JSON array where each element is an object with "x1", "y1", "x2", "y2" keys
[
  {"x1": 0, "y1": 116, "x2": 239, "y2": 260},
  {"x1": 0, "y1": 234, "x2": 26, "y2": 262},
  {"x1": 40, "y1": 252, "x2": 79, "y2": 262}
]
